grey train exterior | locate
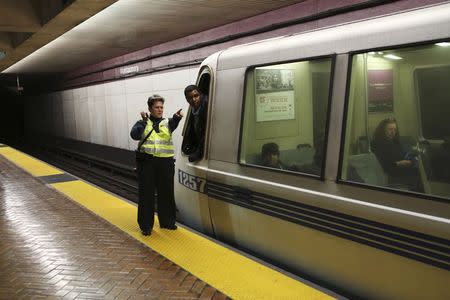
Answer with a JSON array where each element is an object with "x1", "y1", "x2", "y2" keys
[{"x1": 175, "y1": 4, "x2": 450, "y2": 299}]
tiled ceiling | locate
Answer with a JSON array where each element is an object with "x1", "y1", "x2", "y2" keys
[{"x1": 0, "y1": 0, "x2": 304, "y2": 74}]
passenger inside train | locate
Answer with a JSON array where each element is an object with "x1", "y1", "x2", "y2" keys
[
  {"x1": 240, "y1": 58, "x2": 332, "y2": 177},
  {"x1": 342, "y1": 41, "x2": 450, "y2": 199},
  {"x1": 371, "y1": 117, "x2": 422, "y2": 191},
  {"x1": 260, "y1": 142, "x2": 286, "y2": 169}
]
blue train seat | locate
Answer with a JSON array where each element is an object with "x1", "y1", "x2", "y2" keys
[{"x1": 347, "y1": 153, "x2": 388, "y2": 186}]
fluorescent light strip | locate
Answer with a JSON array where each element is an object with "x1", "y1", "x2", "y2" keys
[
  {"x1": 435, "y1": 42, "x2": 450, "y2": 47},
  {"x1": 383, "y1": 54, "x2": 402, "y2": 60}
]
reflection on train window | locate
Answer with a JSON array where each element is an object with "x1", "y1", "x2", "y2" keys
[
  {"x1": 239, "y1": 58, "x2": 332, "y2": 176},
  {"x1": 341, "y1": 41, "x2": 450, "y2": 200}
]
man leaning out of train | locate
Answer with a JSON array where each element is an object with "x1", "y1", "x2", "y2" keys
[{"x1": 182, "y1": 84, "x2": 208, "y2": 162}]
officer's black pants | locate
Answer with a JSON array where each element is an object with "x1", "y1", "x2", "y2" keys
[{"x1": 136, "y1": 155, "x2": 176, "y2": 231}]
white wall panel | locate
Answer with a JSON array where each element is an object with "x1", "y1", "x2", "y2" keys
[
  {"x1": 125, "y1": 75, "x2": 154, "y2": 94},
  {"x1": 154, "y1": 89, "x2": 187, "y2": 116},
  {"x1": 154, "y1": 69, "x2": 191, "y2": 91},
  {"x1": 105, "y1": 80, "x2": 125, "y2": 96},
  {"x1": 125, "y1": 92, "x2": 148, "y2": 150},
  {"x1": 104, "y1": 94, "x2": 129, "y2": 149},
  {"x1": 74, "y1": 97, "x2": 90, "y2": 142},
  {"x1": 88, "y1": 83, "x2": 105, "y2": 98},
  {"x1": 73, "y1": 87, "x2": 87, "y2": 100},
  {"x1": 88, "y1": 95, "x2": 107, "y2": 145},
  {"x1": 61, "y1": 90, "x2": 76, "y2": 139},
  {"x1": 189, "y1": 66, "x2": 200, "y2": 82}
]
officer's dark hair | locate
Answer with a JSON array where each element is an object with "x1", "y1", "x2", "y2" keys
[
  {"x1": 147, "y1": 94, "x2": 164, "y2": 108},
  {"x1": 184, "y1": 85, "x2": 200, "y2": 99}
]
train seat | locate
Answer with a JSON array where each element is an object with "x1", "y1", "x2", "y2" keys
[
  {"x1": 280, "y1": 148, "x2": 315, "y2": 167},
  {"x1": 245, "y1": 153, "x2": 263, "y2": 165},
  {"x1": 347, "y1": 153, "x2": 388, "y2": 186}
]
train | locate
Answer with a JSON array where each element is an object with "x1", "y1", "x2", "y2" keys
[{"x1": 174, "y1": 3, "x2": 450, "y2": 299}]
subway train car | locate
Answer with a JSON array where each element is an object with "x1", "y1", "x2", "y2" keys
[{"x1": 174, "y1": 3, "x2": 450, "y2": 299}]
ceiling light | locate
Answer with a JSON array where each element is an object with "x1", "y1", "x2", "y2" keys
[
  {"x1": 435, "y1": 42, "x2": 450, "y2": 47},
  {"x1": 368, "y1": 51, "x2": 375, "y2": 55},
  {"x1": 383, "y1": 54, "x2": 402, "y2": 60}
]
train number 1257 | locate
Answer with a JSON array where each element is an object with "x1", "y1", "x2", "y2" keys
[{"x1": 178, "y1": 169, "x2": 206, "y2": 194}]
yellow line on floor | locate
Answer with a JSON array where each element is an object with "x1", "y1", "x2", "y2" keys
[
  {"x1": 52, "y1": 180, "x2": 333, "y2": 299},
  {"x1": 0, "y1": 146, "x2": 62, "y2": 176},
  {"x1": 2, "y1": 145, "x2": 334, "y2": 299}
]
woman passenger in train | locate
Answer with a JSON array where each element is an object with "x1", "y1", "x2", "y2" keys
[{"x1": 371, "y1": 118, "x2": 422, "y2": 191}]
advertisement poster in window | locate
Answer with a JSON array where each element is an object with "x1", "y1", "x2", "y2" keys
[
  {"x1": 368, "y1": 69, "x2": 393, "y2": 113},
  {"x1": 255, "y1": 69, "x2": 295, "y2": 122}
]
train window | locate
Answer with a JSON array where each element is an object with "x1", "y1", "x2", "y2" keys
[
  {"x1": 341, "y1": 41, "x2": 450, "y2": 200},
  {"x1": 239, "y1": 58, "x2": 333, "y2": 176}
]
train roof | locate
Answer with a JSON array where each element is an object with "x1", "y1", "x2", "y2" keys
[{"x1": 216, "y1": 3, "x2": 450, "y2": 70}]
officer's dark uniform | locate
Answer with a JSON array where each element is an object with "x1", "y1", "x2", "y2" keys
[{"x1": 131, "y1": 112, "x2": 181, "y2": 235}]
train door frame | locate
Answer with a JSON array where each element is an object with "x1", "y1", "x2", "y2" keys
[{"x1": 175, "y1": 66, "x2": 215, "y2": 235}]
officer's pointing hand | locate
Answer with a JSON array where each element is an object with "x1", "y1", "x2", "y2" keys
[
  {"x1": 140, "y1": 111, "x2": 149, "y2": 120},
  {"x1": 175, "y1": 109, "x2": 183, "y2": 118}
]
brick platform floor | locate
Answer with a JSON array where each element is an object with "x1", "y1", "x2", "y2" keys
[{"x1": 0, "y1": 156, "x2": 227, "y2": 299}]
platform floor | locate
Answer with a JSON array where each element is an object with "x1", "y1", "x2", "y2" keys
[
  {"x1": 0, "y1": 155, "x2": 228, "y2": 299},
  {"x1": 0, "y1": 145, "x2": 337, "y2": 299}
]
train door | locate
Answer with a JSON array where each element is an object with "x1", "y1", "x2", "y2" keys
[
  {"x1": 415, "y1": 65, "x2": 450, "y2": 197},
  {"x1": 175, "y1": 66, "x2": 214, "y2": 235}
]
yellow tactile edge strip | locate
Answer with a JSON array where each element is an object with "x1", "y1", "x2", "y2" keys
[
  {"x1": 0, "y1": 145, "x2": 335, "y2": 300},
  {"x1": 0, "y1": 146, "x2": 63, "y2": 176}
]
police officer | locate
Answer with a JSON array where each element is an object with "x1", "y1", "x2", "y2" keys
[{"x1": 130, "y1": 95, "x2": 183, "y2": 236}]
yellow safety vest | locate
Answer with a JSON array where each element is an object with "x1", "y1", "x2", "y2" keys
[{"x1": 141, "y1": 119, "x2": 174, "y2": 157}]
